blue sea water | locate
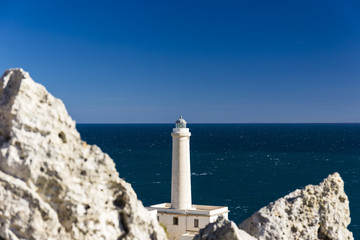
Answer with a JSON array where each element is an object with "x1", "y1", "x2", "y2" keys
[{"x1": 77, "y1": 124, "x2": 360, "y2": 238}]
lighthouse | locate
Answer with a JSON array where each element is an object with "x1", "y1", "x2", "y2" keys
[
  {"x1": 147, "y1": 116, "x2": 229, "y2": 240},
  {"x1": 171, "y1": 116, "x2": 192, "y2": 209}
]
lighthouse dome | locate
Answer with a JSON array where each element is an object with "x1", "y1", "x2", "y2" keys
[{"x1": 175, "y1": 116, "x2": 187, "y2": 128}]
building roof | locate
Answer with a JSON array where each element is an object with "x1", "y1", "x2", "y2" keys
[
  {"x1": 175, "y1": 116, "x2": 187, "y2": 124},
  {"x1": 147, "y1": 203, "x2": 229, "y2": 217}
]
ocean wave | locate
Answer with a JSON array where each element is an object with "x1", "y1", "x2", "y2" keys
[{"x1": 191, "y1": 172, "x2": 213, "y2": 176}]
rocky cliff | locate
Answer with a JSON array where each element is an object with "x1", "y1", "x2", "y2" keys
[
  {"x1": 196, "y1": 173, "x2": 353, "y2": 240},
  {"x1": 194, "y1": 216, "x2": 256, "y2": 240},
  {"x1": 239, "y1": 172, "x2": 353, "y2": 240},
  {"x1": 0, "y1": 69, "x2": 166, "y2": 240}
]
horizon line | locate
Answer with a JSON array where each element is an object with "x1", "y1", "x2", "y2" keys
[{"x1": 76, "y1": 122, "x2": 360, "y2": 124}]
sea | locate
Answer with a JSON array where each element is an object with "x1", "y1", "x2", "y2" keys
[{"x1": 77, "y1": 123, "x2": 359, "y2": 238}]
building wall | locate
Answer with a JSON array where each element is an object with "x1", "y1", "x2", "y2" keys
[
  {"x1": 158, "y1": 213, "x2": 186, "y2": 240},
  {"x1": 157, "y1": 212, "x2": 228, "y2": 240},
  {"x1": 180, "y1": 234, "x2": 195, "y2": 240},
  {"x1": 185, "y1": 215, "x2": 210, "y2": 232}
]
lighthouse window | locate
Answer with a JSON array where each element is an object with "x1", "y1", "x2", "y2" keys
[
  {"x1": 173, "y1": 217, "x2": 179, "y2": 225},
  {"x1": 194, "y1": 219, "x2": 199, "y2": 228}
]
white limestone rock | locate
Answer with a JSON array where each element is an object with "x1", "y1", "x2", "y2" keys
[
  {"x1": 0, "y1": 69, "x2": 166, "y2": 240},
  {"x1": 239, "y1": 173, "x2": 353, "y2": 240},
  {"x1": 194, "y1": 216, "x2": 256, "y2": 240}
]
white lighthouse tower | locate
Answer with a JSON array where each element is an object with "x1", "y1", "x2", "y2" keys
[
  {"x1": 171, "y1": 116, "x2": 192, "y2": 210},
  {"x1": 148, "y1": 116, "x2": 229, "y2": 240}
]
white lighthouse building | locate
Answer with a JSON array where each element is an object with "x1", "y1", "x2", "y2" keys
[{"x1": 148, "y1": 116, "x2": 228, "y2": 240}]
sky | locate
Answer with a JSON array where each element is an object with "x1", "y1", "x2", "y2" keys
[{"x1": 1, "y1": 0, "x2": 360, "y2": 123}]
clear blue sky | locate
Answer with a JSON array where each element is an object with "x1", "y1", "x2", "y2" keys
[{"x1": 1, "y1": 0, "x2": 359, "y2": 123}]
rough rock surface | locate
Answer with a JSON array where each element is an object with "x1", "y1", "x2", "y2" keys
[
  {"x1": 239, "y1": 173, "x2": 353, "y2": 240},
  {"x1": 0, "y1": 69, "x2": 166, "y2": 240},
  {"x1": 194, "y1": 216, "x2": 256, "y2": 240}
]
